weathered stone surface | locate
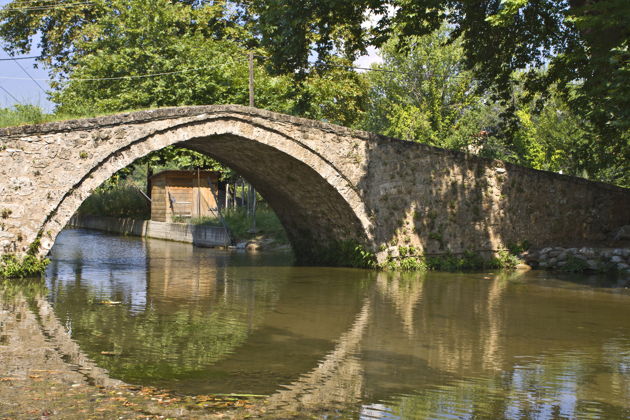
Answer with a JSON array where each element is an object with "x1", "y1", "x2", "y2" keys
[{"x1": 1, "y1": 105, "x2": 629, "y2": 263}]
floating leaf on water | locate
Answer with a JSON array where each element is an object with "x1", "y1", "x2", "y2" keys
[{"x1": 98, "y1": 300, "x2": 122, "y2": 305}]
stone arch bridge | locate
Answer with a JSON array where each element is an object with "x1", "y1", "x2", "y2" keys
[{"x1": 1, "y1": 105, "x2": 628, "y2": 264}]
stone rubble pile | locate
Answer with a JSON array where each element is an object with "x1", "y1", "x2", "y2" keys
[{"x1": 523, "y1": 247, "x2": 630, "y2": 273}]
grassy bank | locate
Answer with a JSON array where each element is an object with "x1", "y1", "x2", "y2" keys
[{"x1": 188, "y1": 206, "x2": 289, "y2": 245}]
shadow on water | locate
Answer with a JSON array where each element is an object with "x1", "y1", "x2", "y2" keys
[{"x1": 3, "y1": 228, "x2": 629, "y2": 419}]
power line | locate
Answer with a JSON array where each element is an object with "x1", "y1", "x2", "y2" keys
[
  {"x1": 0, "y1": 58, "x2": 246, "y2": 82},
  {"x1": 0, "y1": 55, "x2": 40, "y2": 61},
  {"x1": 9, "y1": 56, "x2": 48, "y2": 93},
  {"x1": 0, "y1": 50, "x2": 477, "y2": 84},
  {"x1": 254, "y1": 54, "x2": 479, "y2": 81},
  {"x1": 1, "y1": 2, "x2": 94, "y2": 12},
  {"x1": 0, "y1": 85, "x2": 20, "y2": 103}
]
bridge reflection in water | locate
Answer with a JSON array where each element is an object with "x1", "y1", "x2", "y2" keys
[{"x1": 9, "y1": 228, "x2": 630, "y2": 418}]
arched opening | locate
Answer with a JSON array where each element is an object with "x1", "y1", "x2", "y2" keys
[{"x1": 32, "y1": 110, "x2": 373, "y2": 265}]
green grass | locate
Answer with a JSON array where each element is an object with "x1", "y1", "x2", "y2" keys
[
  {"x1": 0, "y1": 104, "x2": 152, "y2": 129},
  {"x1": 191, "y1": 206, "x2": 288, "y2": 244}
]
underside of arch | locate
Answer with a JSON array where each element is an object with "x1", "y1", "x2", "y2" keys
[
  {"x1": 182, "y1": 134, "x2": 369, "y2": 264},
  {"x1": 34, "y1": 117, "x2": 372, "y2": 266}
]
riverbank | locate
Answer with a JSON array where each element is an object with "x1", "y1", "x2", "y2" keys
[
  {"x1": 376, "y1": 244, "x2": 630, "y2": 276},
  {"x1": 522, "y1": 246, "x2": 630, "y2": 273},
  {"x1": 69, "y1": 215, "x2": 230, "y2": 248},
  {"x1": 69, "y1": 212, "x2": 290, "y2": 252}
]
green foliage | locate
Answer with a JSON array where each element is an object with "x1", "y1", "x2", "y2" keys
[
  {"x1": 252, "y1": 0, "x2": 630, "y2": 187},
  {"x1": 383, "y1": 255, "x2": 427, "y2": 272},
  {"x1": 559, "y1": 255, "x2": 589, "y2": 273},
  {"x1": 0, "y1": 234, "x2": 49, "y2": 279},
  {"x1": 381, "y1": 248, "x2": 521, "y2": 272},
  {"x1": 0, "y1": 254, "x2": 49, "y2": 279},
  {"x1": 425, "y1": 251, "x2": 495, "y2": 272},
  {"x1": 302, "y1": 240, "x2": 376, "y2": 269},
  {"x1": 507, "y1": 240, "x2": 531, "y2": 255},
  {"x1": 362, "y1": 28, "x2": 490, "y2": 150},
  {"x1": 492, "y1": 250, "x2": 520, "y2": 270},
  {"x1": 191, "y1": 206, "x2": 289, "y2": 245},
  {"x1": 0, "y1": 105, "x2": 48, "y2": 127},
  {"x1": 78, "y1": 183, "x2": 150, "y2": 219},
  {"x1": 327, "y1": 240, "x2": 376, "y2": 269}
]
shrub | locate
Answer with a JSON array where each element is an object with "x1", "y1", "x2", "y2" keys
[{"x1": 78, "y1": 184, "x2": 150, "y2": 219}]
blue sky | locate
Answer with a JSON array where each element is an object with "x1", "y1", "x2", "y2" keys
[{"x1": 0, "y1": 0, "x2": 54, "y2": 111}]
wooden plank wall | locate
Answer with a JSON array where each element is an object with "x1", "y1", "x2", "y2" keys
[
  {"x1": 150, "y1": 177, "x2": 167, "y2": 222},
  {"x1": 150, "y1": 171, "x2": 221, "y2": 222}
]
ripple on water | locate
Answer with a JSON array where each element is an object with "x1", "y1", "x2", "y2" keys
[{"x1": 31, "y1": 228, "x2": 630, "y2": 419}]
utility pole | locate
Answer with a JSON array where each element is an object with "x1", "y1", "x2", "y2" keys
[
  {"x1": 247, "y1": 52, "x2": 259, "y2": 233},
  {"x1": 248, "y1": 52, "x2": 255, "y2": 108}
]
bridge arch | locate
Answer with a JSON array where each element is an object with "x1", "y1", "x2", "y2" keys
[
  {"x1": 3, "y1": 105, "x2": 628, "y2": 268},
  {"x1": 2, "y1": 106, "x2": 373, "y2": 263}
]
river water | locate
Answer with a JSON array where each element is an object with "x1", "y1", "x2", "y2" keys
[{"x1": 7, "y1": 228, "x2": 630, "y2": 418}]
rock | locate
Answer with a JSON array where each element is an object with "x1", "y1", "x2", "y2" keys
[
  {"x1": 495, "y1": 167, "x2": 506, "y2": 174},
  {"x1": 617, "y1": 263, "x2": 630, "y2": 271},
  {"x1": 387, "y1": 246, "x2": 399, "y2": 258},
  {"x1": 523, "y1": 251, "x2": 539, "y2": 263},
  {"x1": 548, "y1": 249, "x2": 562, "y2": 258},
  {"x1": 613, "y1": 225, "x2": 630, "y2": 241},
  {"x1": 235, "y1": 241, "x2": 248, "y2": 249},
  {"x1": 246, "y1": 241, "x2": 261, "y2": 251},
  {"x1": 611, "y1": 255, "x2": 624, "y2": 263},
  {"x1": 612, "y1": 248, "x2": 630, "y2": 257},
  {"x1": 549, "y1": 257, "x2": 558, "y2": 265},
  {"x1": 586, "y1": 260, "x2": 599, "y2": 270},
  {"x1": 579, "y1": 247, "x2": 596, "y2": 257}
]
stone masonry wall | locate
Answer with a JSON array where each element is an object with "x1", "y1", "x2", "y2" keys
[{"x1": 0, "y1": 105, "x2": 629, "y2": 265}]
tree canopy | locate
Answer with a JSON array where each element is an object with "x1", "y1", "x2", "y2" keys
[
  {"x1": 0, "y1": 0, "x2": 627, "y2": 186},
  {"x1": 252, "y1": 0, "x2": 629, "y2": 185}
]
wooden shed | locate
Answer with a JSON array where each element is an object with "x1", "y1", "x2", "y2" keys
[{"x1": 149, "y1": 170, "x2": 221, "y2": 222}]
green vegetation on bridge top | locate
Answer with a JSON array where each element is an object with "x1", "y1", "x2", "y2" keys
[{"x1": 0, "y1": 104, "x2": 153, "y2": 129}]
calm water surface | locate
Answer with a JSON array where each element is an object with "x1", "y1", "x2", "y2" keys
[{"x1": 23, "y1": 229, "x2": 630, "y2": 417}]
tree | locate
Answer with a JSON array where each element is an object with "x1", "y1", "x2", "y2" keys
[
  {"x1": 251, "y1": 0, "x2": 630, "y2": 186},
  {"x1": 361, "y1": 27, "x2": 489, "y2": 149},
  {"x1": 0, "y1": 0, "x2": 367, "y2": 124},
  {"x1": 0, "y1": 0, "x2": 369, "y2": 181}
]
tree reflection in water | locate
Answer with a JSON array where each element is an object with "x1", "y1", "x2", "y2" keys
[{"x1": 37, "y1": 229, "x2": 630, "y2": 418}]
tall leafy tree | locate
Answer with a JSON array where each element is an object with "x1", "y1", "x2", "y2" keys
[
  {"x1": 362, "y1": 28, "x2": 489, "y2": 149},
  {"x1": 0, "y1": 0, "x2": 366, "y2": 123},
  {"x1": 251, "y1": 0, "x2": 629, "y2": 186},
  {"x1": 0, "y1": 0, "x2": 368, "y2": 180}
]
